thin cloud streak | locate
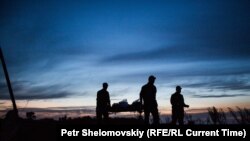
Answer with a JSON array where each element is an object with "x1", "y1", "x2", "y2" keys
[
  {"x1": 101, "y1": 45, "x2": 250, "y2": 64},
  {"x1": 182, "y1": 79, "x2": 250, "y2": 91},
  {"x1": 192, "y1": 94, "x2": 249, "y2": 98},
  {"x1": 0, "y1": 81, "x2": 77, "y2": 100}
]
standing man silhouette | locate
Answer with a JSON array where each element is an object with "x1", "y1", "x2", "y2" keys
[
  {"x1": 140, "y1": 75, "x2": 159, "y2": 124},
  {"x1": 170, "y1": 86, "x2": 189, "y2": 125},
  {"x1": 96, "y1": 82, "x2": 111, "y2": 123}
]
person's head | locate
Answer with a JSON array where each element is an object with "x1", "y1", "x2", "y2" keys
[
  {"x1": 103, "y1": 82, "x2": 108, "y2": 90},
  {"x1": 176, "y1": 85, "x2": 182, "y2": 93},
  {"x1": 148, "y1": 75, "x2": 156, "y2": 84}
]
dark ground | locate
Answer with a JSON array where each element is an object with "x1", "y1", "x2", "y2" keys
[
  {"x1": 0, "y1": 117, "x2": 249, "y2": 141},
  {"x1": 0, "y1": 117, "x2": 145, "y2": 141}
]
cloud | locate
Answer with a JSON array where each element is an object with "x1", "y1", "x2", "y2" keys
[
  {"x1": 0, "y1": 106, "x2": 96, "y2": 114},
  {"x1": 182, "y1": 78, "x2": 250, "y2": 91},
  {"x1": 113, "y1": 65, "x2": 250, "y2": 86},
  {"x1": 192, "y1": 94, "x2": 248, "y2": 98},
  {"x1": 15, "y1": 91, "x2": 71, "y2": 100},
  {"x1": 98, "y1": 0, "x2": 250, "y2": 65},
  {"x1": 0, "y1": 81, "x2": 76, "y2": 100},
  {"x1": 101, "y1": 44, "x2": 250, "y2": 64}
]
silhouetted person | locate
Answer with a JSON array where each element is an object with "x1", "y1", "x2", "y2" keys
[
  {"x1": 170, "y1": 86, "x2": 189, "y2": 125},
  {"x1": 96, "y1": 82, "x2": 111, "y2": 124},
  {"x1": 140, "y1": 75, "x2": 159, "y2": 124}
]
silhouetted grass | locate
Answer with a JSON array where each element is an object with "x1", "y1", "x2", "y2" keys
[
  {"x1": 208, "y1": 107, "x2": 227, "y2": 124},
  {"x1": 228, "y1": 107, "x2": 250, "y2": 124},
  {"x1": 208, "y1": 106, "x2": 250, "y2": 124}
]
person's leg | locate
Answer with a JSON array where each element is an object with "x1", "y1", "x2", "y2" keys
[
  {"x1": 96, "y1": 109, "x2": 102, "y2": 124},
  {"x1": 103, "y1": 110, "x2": 109, "y2": 121},
  {"x1": 144, "y1": 110, "x2": 150, "y2": 125},
  {"x1": 171, "y1": 109, "x2": 177, "y2": 125},
  {"x1": 152, "y1": 106, "x2": 159, "y2": 124},
  {"x1": 178, "y1": 113, "x2": 184, "y2": 125}
]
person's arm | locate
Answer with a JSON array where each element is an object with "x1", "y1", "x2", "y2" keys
[
  {"x1": 139, "y1": 87, "x2": 143, "y2": 106},
  {"x1": 107, "y1": 92, "x2": 111, "y2": 107},
  {"x1": 154, "y1": 85, "x2": 157, "y2": 100},
  {"x1": 170, "y1": 95, "x2": 173, "y2": 106},
  {"x1": 96, "y1": 91, "x2": 99, "y2": 105},
  {"x1": 184, "y1": 101, "x2": 189, "y2": 108},
  {"x1": 181, "y1": 95, "x2": 189, "y2": 108}
]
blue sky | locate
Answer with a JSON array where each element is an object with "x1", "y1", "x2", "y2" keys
[{"x1": 0, "y1": 0, "x2": 250, "y2": 116}]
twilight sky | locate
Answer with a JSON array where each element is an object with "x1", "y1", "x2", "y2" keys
[{"x1": 0, "y1": 0, "x2": 250, "y2": 117}]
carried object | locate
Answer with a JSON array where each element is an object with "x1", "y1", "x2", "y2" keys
[{"x1": 109, "y1": 99, "x2": 142, "y2": 113}]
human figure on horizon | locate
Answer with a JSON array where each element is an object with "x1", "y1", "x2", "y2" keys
[
  {"x1": 170, "y1": 86, "x2": 189, "y2": 125},
  {"x1": 140, "y1": 75, "x2": 159, "y2": 124},
  {"x1": 96, "y1": 82, "x2": 111, "y2": 124}
]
